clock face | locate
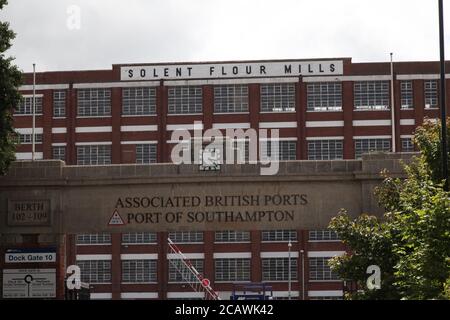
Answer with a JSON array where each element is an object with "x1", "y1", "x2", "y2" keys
[{"x1": 199, "y1": 148, "x2": 221, "y2": 171}]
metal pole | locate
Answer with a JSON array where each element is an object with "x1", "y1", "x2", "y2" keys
[
  {"x1": 32, "y1": 63, "x2": 36, "y2": 161},
  {"x1": 390, "y1": 53, "x2": 396, "y2": 152},
  {"x1": 288, "y1": 240, "x2": 292, "y2": 300},
  {"x1": 439, "y1": 0, "x2": 449, "y2": 191},
  {"x1": 300, "y1": 249, "x2": 305, "y2": 300}
]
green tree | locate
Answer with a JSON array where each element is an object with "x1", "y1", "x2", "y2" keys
[
  {"x1": 0, "y1": 0, "x2": 22, "y2": 175},
  {"x1": 329, "y1": 118, "x2": 450, "y2": 300}
]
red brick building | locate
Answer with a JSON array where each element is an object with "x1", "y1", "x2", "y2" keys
[{"x1": 12, "y1": 58, "x2": 449, "y2": 299}]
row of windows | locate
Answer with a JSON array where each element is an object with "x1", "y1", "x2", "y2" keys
[
  {"x1": 77, "y1": 257, "x2": 337, "y2": 284},
  {"x1": 15, "y1": 80, "x2": 440, "y2": 116},
  {"x1": 60, "y1": 139, "x2": 411, "y2": 165},
  {"x1": 76, "y1": 230, "x2": 338, "y2": 245},
  {"x1": 18, "y1": 133, "x2": 43, "y2": 144}
]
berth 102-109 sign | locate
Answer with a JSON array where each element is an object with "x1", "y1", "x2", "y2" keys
[{"x1": 120, "y1": 60, "x2": 343, "y2": 81}]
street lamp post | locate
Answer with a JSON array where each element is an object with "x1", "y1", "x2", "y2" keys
[
  {"x1": 32, "y1": 63, "x2": 36, "y2": 161},
  {"x1": 439, "y1": 0, "x2": 449, "y2": 191},
  {"x1": 300, "y1": 249, "x2": 305, "y2": 300},
  {"x1": 288, "y1": 240, "x2": 292, "y2": 300}
]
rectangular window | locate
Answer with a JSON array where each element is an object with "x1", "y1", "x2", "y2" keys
[
  {"x1": 52, "y1": 146, "x2": 66, "y2": 161},
  {"x1": 16, "y1": 96, "x2": 43, "y2": 115},
  {"x1": 307, "y1": 140, "x2": 343, "y2": 160},
  {"x1": 77, "y1": 88, "x2": 111, "y2": 116},
  {"x1": 76, "y1": 145, "x2": 111, "y2": 165},
  {"x1": 214, "y1": 85, "x2": 249, "y2": 113},
  {"x1": 168, "y1": 259, "x2": 204, "y2": 283},
  {"x1": 354, "y1": 81, "x2": 390, "y2": 110},
  {"x1": 215, "y1": 231, "x2": 250, "y2": 242},
  {"x1": 401, "y1": 138, "x2": 414, "y2": 152},
  {"x1": 309, "y1": 230, "x2": 340, "y2": 241},
  {"x1": 135, "y1": 144, "x2": 157, "y2": 164},
  {"x1": 400, "y1": 81, "x2": 413, "y2": 109},
  {"x1": 18, "y1": 134, "x2": 42, "y2": 144},
  {"x1": 260, "y1": 83, "x2": 295, "y2": 112},
  {"x1": 122, "y1": 232, "x2": 157, "y2": 244},
  {"x1": 122, "y1": 260, "x2": 157, "y2": 283},
  {"x1": 354, "y1": 138, "x2": 391, "y2": 159},
  {"x1": 424, "y1": 80, "x2": 438, "y2": 109},
  {"x1": 215, "y1": 258, "x2": 251, "y2": 282},
  {"x1": 122, "y1": 87, "x2": 156, "y2": 115},
  {"x1": 76, "y1": 233, "x2": 111, "y2": 245},
  {"x1": 53, "y1": 90, "x2": 66, "y2": 117},
  {"x1": 310, "y1": 296, "x2": 343, "y2": 300},
  {"x1": 262, "y1": 258, "x2": 298, "y2": 281},
  {"x1": 309, "y1": 257, "x2": 339, "y2": 281},
  {"x1": 168, "y1": 231, "x2": 203, "y2": 243},
  {"x1": 260, "y1": 140, "x2": 297, "y2": 161},
  {"x1": 168, "y1": 86, "x2": 202, "y2": 114},
  {"x1": 261, "y1": 230, "x2": 297, "y2": 242},
  {"x1": 77, "y1": 260, "x2": 111, "y2": 283},
  {"x1": 307, "y1": 82, "x2": 342, "y2": 111}
]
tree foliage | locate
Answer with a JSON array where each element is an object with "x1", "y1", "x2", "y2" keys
[
  {"x1": 0, "y1": 0, "x2": 22, "y2": 174},
  {"x1": 329, "y1": 118, "x2": 450, "y2": 300}
]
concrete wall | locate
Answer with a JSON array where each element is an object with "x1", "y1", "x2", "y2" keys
[{"x1": 0, "y1": 153, "x2": 413, "y2": 235}]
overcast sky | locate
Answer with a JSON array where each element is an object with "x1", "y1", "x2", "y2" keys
[{"x1": 1, "y1": 0, "x2": 449, "y2": 73}]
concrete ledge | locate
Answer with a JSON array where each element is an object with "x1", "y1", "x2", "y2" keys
[{"x1": 1, "y1": 153, "x2": 413, "y2": 183}]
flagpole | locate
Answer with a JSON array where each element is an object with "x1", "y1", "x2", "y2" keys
[
  {"x1": 32, "y1": 63, "x2": 36, "y2": 161},
  {"x1": 390, "y1": 53, "x2": 396, "y2": 153}
]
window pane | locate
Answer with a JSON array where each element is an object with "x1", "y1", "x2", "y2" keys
[
  {"x1": 76, "y1": 233, "x2": 111, "y2": 244},
  {"x1": 215, "y1": 231, "x2": 250, "y2": 242},
  {"x1": 214, "y1": 85, "x2": 249, "y2": 113},
  {"x1": 261, "y1": 230, "x2": 297, "y2": 242},
  {"x1": 52, "y1": 146, "x2": 66, "y2": 161},
  {"x1": 260, "y1": 84, "x2": 295, "y2": 112},
  {"x1": 53, "y1": 90, "x2": 66, "y2": 117},
  {"x1": 121, "y1": 260, "x2": 157, "y2": 283},
  {"x1": 424, "y1": 80, "x2": 438, "y2": 109},
  {"x1": 215, "y1": 259, "x2": 251, "y2": 282},
  {"x1": 76, "y1": 260, "x2": 111, "y2": 283},
  {"x1": 136, "y1": 144, "x2": 157, "y2": 164},
  {"x1": 307, "y1": 82, "x2": 342, "y2": 111},
  {"x1": 168, "y1": 231, "x2": 203, "y2": 243},
  {"x1": 260, "y1": 141, "x2": 296, "y2": 161},
  {"x1": 401, "y1": 138, "x2": 414, "y2": 152},
  {"x1": 122, "y1": 87, "x2": 156, "y2": 115},
  {"x1": 400, "y1": 81, "x2": 413, "y2": 109},
  {"x1": 16, "y1": 96, "x2": 43, "y2": 115},
  {"x1": 262, "y1": 258, "x2": 297, "y2": 281},
  {"x1": 122, "y1": 232, "x2": 157, "y2": 244},
  {"x1": 77, "y1": 145, "x2": 111, "y2": 165},
  {"x1": 168, "y1": 259, "x2": 204, "y2": 283},
  {"x1": 309, "y1": 230, "x2": 340, "y2": 241},
  {"x1": 77, "y1": 89, "x2": 111, "y2": 116},
  {"x1": 354, "y1": 81, "x2": 389, "y2": 110},
  {"x1": 309, "y1": 257, "x2": 339, "y2": 281},
  {"x1": 168, "y1": 86, "x2": 202, "y2": 114},
  {"x1": 354, "y1": 139, "x2": 391, "y2": 159},
  {"x1": 307, "y1": 140, "x2": 343, "y2": 160}
]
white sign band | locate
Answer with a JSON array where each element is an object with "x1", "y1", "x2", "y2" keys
[{"x1": 121, "y1": 60, "x2": 343, "y2": 81}]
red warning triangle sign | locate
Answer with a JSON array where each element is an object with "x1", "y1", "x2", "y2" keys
[{"x1": 108, "y1": 209, "x2": 125, "y2": 226}]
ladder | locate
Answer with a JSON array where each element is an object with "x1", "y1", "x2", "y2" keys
[{"x1": 167, "y1": 237, "x2": 220, "y2": 300}]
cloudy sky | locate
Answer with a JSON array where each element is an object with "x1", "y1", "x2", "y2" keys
[{"x1": 1, "y1": 0, "x2": 449, "y2": 72}]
